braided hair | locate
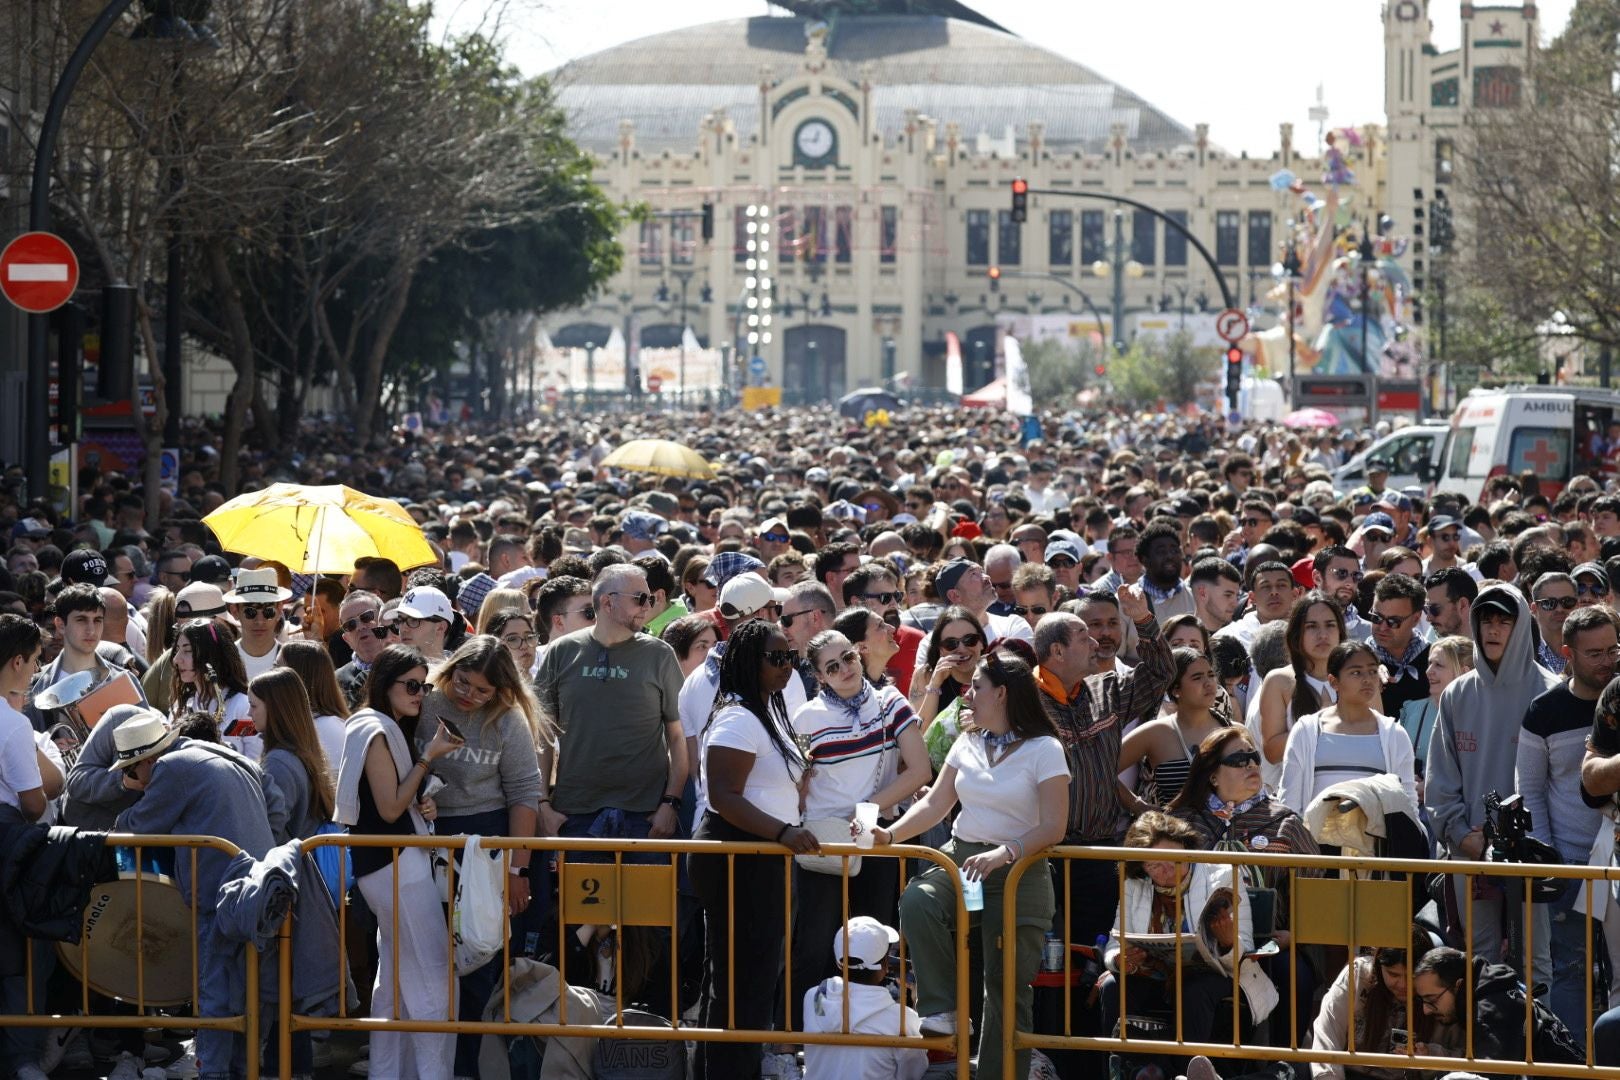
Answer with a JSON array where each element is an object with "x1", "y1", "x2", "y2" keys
[{"x1": 711, "y1": 618, "x2": 805, "y2": 778}]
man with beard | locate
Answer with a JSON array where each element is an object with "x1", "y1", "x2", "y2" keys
[
  {"x1": 1138, "y1": 519, "x2": 1194, "y2": 623},
  {"x1": 1313, "y1": 545, "x2": 1372, "y2": 641},
  {"x1": 1189, "y1": 557, "x2": 1241, "y2": 634},
  {"x1": 1074, "y1": 590, "x2": 1129, "y2": 676},
  {"x1": 1518, "y1": 604, "x2": 1619, "y2": 1035},
  {"x1": 1424, "y1": 568, "x2": 1477, "y2": 639},
  {"x1": 333, "y1": 590, "x2": 390, "y2": 708},
  {"x1": 841, "y1": 563, "x2": 923, "y2": 692}
]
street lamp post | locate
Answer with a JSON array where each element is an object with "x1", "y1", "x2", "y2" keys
[
  {"x1": 1281, "y1": 244, "x2": 1303, "y2": 401},
  {"x1": 1090, "y1": 209, "x2": 1143, "y2": 354}
]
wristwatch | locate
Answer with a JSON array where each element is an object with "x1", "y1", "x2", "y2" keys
[{"x1": 660, "y1": 794, "x2": 683, "y2": 811}]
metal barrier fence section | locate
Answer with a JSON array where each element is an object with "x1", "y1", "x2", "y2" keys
[
  {"x1": 4, "y1": 834, "x2": 256, "y2": 1048},
  {"x1": 1002, "y1": 844, "x2": 1620, "y2": 1079},
  {"x1": 280, "y1": 834, "x2": 975, "y2": 1079}
]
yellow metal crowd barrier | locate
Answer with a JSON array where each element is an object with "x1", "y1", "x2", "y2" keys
[
  {"x1": 276, "y1": 833, "x2": 975, "y2": 1079},
  {"x1": 1002, "y1": 844, "x2": 1620, "y2": 1079},
  {"x1": 3, "y1": 834, "x2": 257, "y2": 1049}
]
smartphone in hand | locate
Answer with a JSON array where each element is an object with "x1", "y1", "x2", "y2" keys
[{"x1": 439, "y1": 718, "x2": 464, "y2": 741}]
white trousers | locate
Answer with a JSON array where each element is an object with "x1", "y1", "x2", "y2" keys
[{"x1": 358, "y1": 848, "x2": 456, "y2": 1080}]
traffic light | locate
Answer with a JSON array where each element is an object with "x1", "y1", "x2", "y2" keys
[
  {"x1": 700, "y1": 201, "x2": 714, "y2": 242},
  {"x1": 987, "y1": 266, "x2": 1001, "y2": 292},
  {"x1": 1010, "y1": 178, "x2": 1028, "y2": 224},
  {"x1": 1224, "y1": 345, "x2": 1243, "y2": 401}
]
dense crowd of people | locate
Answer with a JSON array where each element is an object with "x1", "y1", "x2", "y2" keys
[{"x1": 4, "y1": 403, "x2": 1620, "y2": 1080}]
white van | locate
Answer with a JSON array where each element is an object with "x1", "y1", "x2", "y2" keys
[
  {"x1": 1438, "y1": 386, "x2": 1620, "y2": 504},
  {"x1": 1333, "y1": 420, "x2": 1450, "y2": 493}
]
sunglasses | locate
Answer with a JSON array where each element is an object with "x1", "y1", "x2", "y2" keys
[
  {"x1": 819, "y1": 648, "x2": 862, "y2": 677},
  {"x1": 342, "y1": 610, "x2": 380, "y2": 633},
  {"x1": 1579, "y1": 582, "x2": 1610, "y2": 598},
  {"x1": 1012, "y1": 604, "x2": 1050, "y2": 617},
  {"x1": 1364, "y1": 610, "x2": 1415, "y2": 628},
  {"x1": 779, "y1": 609, "x2": 814, "y2": 628},
  {"x1": 939, "y1": 633, "x2": 983, "y2": 652},
  {"x1": 764, "y1": 649, "x2": 796, "y2": 668},
  {"x1": 607, "y1": 591, "x2": 654, "y2": 608},
  {"x1": 393, "y1": 678, "x2": 430, "y2": 696},
  {"x1": 1218, "y1": 749, "x2": 1262, "y2": 768},
  {"x1": 564, "y1": 605, "x2": 597, "y2": 621},
  {"x1": 989, "y1": 579, "x2": 1013, "y2": 591},
  {"x1": 760, "y1": 532, "x2": 790, "y2": 544},
  {"x1": 1535, "y1": 595, "x2": 1579, "y2": 611},
  {"x1": 239, "y1": 604, "x2": 280, "y2": 621},
  {"x1": 1240, "y1": 517, "x2": 1267, "y2": 527},
  {"x1": 1329, "y1": 567, "x2": 1365, "y2": 582},
  {"x1": 1422, "y1": 602, "x2": 1446, "y2": 617},
  {"x1": 862, "y1": 592, "x2": 902, "y2": 606},
  {"x1": 1048, "y1": 557, "x2": 1077, "y2": 570}
]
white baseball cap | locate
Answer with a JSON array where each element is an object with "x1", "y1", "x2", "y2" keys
[
  {"x1": 832, "y1": 916, "x2": 899, "y2": 971},
  {"x1": 397, "y1": 586, "x2": 453, "y2": 623},
  {"x1": 719, "y1": 573, "x2": 776, "y2": 620}
]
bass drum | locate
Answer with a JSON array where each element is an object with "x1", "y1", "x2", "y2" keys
[{"x1": 57, "y1": 871, "x2": 193, "y2": 1007}]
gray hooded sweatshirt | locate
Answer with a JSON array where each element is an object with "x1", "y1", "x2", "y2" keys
[{"x1": 1425, "y1": 583, "x2": 1559, "y2": 851}]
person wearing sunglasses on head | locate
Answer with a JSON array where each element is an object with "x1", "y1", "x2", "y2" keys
[
  {"x1": 223, "y1": 566, "x2": 292, "y2": 680},
  {"x1": 334, "y1": 589, "x2": 389, "y2": 709},
  {"x1": 335, "y1": 644, "x2": 463, "y2": 1080},
  {"x1": 784, "y1": 628, "x2": 930, "y2": 1030}
]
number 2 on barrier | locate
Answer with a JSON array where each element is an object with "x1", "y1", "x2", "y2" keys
[{"x1": 559, "y1": 861, "x2": 675, "y2": 927}]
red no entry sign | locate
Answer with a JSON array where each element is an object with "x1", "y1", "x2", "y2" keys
[{"x1": 0, "y1": 232, "x2": 79, "y2": 313}]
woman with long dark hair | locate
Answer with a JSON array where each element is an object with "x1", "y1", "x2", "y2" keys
[
  {"x1": 415, "y1": 634, "x2": 548, "y2": 1079},
  {"x1": 1255, "y1": 592, "x2": 1346, "y2": 792},
  {"x1": 873, "y1": 647, "x2": 1067, "y2": 1080},
  {"x1": 169, "y1": 618, "x2": 255, "y2": 758},
  {"x1": 910, "y1": 605, "x2": 988, "y2": 767},
  {"x1": 334, "y1": 644, "x2": 463, "y2": 1080},
  {"x1": 833, "y1": 606, "x2": 901, "y2": 686},
  {"x1": 687, "y1": 618, "x2": 819, "y2": 1080},
  {"x1": 277, "y1": 639, "x2": 349, "y2": 778},
  {"x1": 1119, "y1": 648, "x2": 1231, "y2": 811}
]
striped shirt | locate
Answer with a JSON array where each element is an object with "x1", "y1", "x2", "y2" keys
[
  {"x1": 792, "y1": 684, "x2": 919, "y2": 821},
  {"x1": 1037, "y1": 617, "x2": 1175, "y2": 843}
]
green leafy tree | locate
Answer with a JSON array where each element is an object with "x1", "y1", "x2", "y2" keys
[
  {"x1": 1103, "y1": 332, "x2": 1215, "y2": 408},
  {"x1": 1019, "y1": 337, "x2": 1098, "y2": 406}
]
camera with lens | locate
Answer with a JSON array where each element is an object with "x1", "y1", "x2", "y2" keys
[{"x1": 1482, "y1": 790, "x2": 1563, "y2": 902}]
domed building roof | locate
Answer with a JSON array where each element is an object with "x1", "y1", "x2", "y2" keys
[{"x1": 552, "y1": 14, "x2": 1197, "y2": 155}]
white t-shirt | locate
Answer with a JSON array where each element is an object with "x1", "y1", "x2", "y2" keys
[
  {"x1": 35, "y1": 730, "x2": 65, "y2": 826},
  {"x1": 701, "y1": 703, "x2": 804, "y2": 826},
  {"x1": 314, "y1": 713, "x2": 347, "y2": 779},
  {"x1": 982, "y1": 611, "x2": 1035, "y2": 646},
  {"x1": 0, "y1": 699, "x2": 44, "y2": 813},
  {"x1": 946, "y1": 732, "x2": 1068, "y2": 845},
  {"x1": 238, "y1": 641, "x2": 282, "y2": 681},
  {"x1": 680, "y1": 659, "x2": 808, "y2": 818}
]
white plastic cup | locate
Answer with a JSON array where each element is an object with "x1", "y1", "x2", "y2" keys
[
  {"x1": 854, "y1": 802, "x2": 880, "y2": 849},
  {"x1": 960, "y1": 868, "x2": 984, "y2": 912}
]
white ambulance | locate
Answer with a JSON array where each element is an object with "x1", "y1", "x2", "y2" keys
[{"x1": 1438, "y1": 386, "x2": 1620, "y2": 504}]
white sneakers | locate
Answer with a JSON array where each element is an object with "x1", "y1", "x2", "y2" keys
[
  {"x1": 919, "y1": 1011, "x2": 972, "y2": 1038},
  {"x1": 163, "y1": 1043, "x2": 199, "y2": 1079}
]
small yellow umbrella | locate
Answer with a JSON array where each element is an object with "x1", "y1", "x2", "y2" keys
[
  {"x1": 202, "y1": 483, "x2": 436, "y2": 574},
  {"x1": 599, "y1": 438, "x2": 716, "y2": 481}
]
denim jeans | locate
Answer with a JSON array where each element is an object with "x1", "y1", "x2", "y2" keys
[
  {"x1": 1595, "y1": 1003, "x2": 1620, "y2": 1065},
  {"x1": 559, "y1": 807, "x2": 661, "y2": 863},
  {"x1": 195, "y1": 910, "x2": 243, "y2": 1080},
  {"x1": 1547, "y1": 884, "x2": 1593, "y2": 1046}
]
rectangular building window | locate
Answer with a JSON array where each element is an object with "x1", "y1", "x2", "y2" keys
[
  {"x1": 802, "y1": 205, "x2": 827, "y2": 263},
  {"x1": 639, "y1": 220, "x2": 662, "y2": 266},
  {"x1": 1164, "y1": 210, "x2": 1188, "y2": 266},
  {"x1": 1132, "y1": 213, "x2": 1156, "y2": 266},
  {"x1": 965, "y1": 209, "x2": 990, "y2": 266},
  {"x1": 671, "y1": 213, "x2": 696, "y2": 265},
  {"x1": 1080, "y1": 210, "x2": 1105, "y2": 265},
  {"x1": 1247, "y1": 210, "x2": 1272, "y2": 269},
  {"x1": 1049, "y1": 209, "x2": 1073, "y2": 267},
  {"x1": 1215, "y1": 211, "x2": 1241, "y2": 266},
  {"x1": 779, "y1": 208, "x2": 796, "y2": 264},
  {"x1": 997, "y1": 209, "x2": 1022, "y2": 266},
  {"x1": 835, "y1": 205, "x2": 854, "y2": 264},
  {"x1": 880, "y1": 206, "x2": 898, "y2": 264},
  {"x1": 733, "y1": 207, "x2": 749, "y2": 264}
]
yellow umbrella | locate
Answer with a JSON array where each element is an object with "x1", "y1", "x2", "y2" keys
[
  {"x1": 202, "y1": 483, "x2": 436, "y2": 574},
  {"x1": 599, "y1": 438, "x2": 716, "y2": 481}
]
